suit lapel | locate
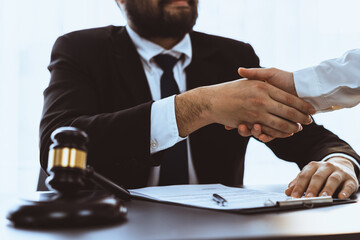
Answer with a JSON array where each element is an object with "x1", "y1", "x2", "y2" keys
[
  {"x1": 186, "y1": 32, "x2": 221, "y2": 90},
  {"x1": 110, "y1": 27, "x2": 153, "y2": 105}
]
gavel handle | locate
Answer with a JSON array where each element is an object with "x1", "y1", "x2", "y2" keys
[{"x1": 84, "y1": 166, "x2": 131, "y2": 200}]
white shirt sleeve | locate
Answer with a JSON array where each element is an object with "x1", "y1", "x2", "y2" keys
[
  {"x1": 293, "y1": 49, "x2": 360, "y2": 112},
  {"x1": 150, "y1": 95, "x2": 186, "y2": 154}
]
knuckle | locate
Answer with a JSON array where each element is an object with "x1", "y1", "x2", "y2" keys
[
  {"x1": 308, "y1": 161, "x2": 318, "y2": 167},
  {"x1": 337, "y1": 168, "x2": 345, "y2": 175},
  {"x1": 292, "y1": 184, "x2": 303, "y2": 192},
  {"x1": 346, "y1": 181, "x2": 357, "y2": 192},
  {"x1": 329, "y1": 173, "x2": 342, "y2": 183},
  {"x1": 312, "y1": 173, "x2": 325, "y2": 181},
  {"x1": 286, "y1": 109, "x2": 296, "y2": 119},
  {"x1": 324, "y1": 161, "x2": 335, "y2": 169},
  {"x1": 276, "y1": 103, "x2": 284, "y2": 111},
  {"x1": 269, "y1": 120, "x2": 276, "y2": 127},
  {"x1": 269, "y1": 67, "x2": 278, "y2": 72},
  {"x1": 298, "y1": 172, "x2": 311, "y2": 181},
  {"x1": 285, "y1": 95, "x2": 295, "y2": 105},
  {"x1": 250, "y1": 97, "x2": 266, "y2": 107},
  {"x1": 254, "y1": 81, "x2": 267, "y2": 90},
  {"x1": 265, "y1": 129, "x2": 280, "y2": 138},
  {"x1": 278, "y1": 122, "x2": 289, "y2": 132}
]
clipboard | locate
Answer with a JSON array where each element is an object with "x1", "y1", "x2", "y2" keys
[{"x1": 236, "y1": 195, "x2": 357, "y2": 214}]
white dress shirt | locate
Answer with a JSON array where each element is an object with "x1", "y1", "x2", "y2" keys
[
  {"x1": 294, "y1": 49, "x2": 360, "y2": 112},
  {"x1": 126, "y1": 25, "x2": 199, "y2": 186}
]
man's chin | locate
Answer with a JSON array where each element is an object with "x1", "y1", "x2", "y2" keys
[
  {"x1": 164, "y1": 0, "x2": 190, "y2": 7},
  {"x1": 163, "y1": 5, "x2": 195, "y2": 23},
  {"x1": 163, "y1": 5, "x2": 193, "y2": 16}
]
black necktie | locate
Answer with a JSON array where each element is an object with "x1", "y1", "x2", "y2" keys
[{"x1": 154, "y1": 54, "x2": 189, "y2": 185}]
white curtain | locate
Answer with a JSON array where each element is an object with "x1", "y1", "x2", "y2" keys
[{"x1": 1, "y1": 0, "x2": 359, "y2": 193}]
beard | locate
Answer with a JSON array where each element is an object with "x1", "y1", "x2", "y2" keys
[{"x1": 124, "y1": 0, "x2": 198, "y2": 39}]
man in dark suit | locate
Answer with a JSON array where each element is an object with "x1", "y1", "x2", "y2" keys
[{"x1": 40, "y1": 0, "x2": 360, "y2": 199}]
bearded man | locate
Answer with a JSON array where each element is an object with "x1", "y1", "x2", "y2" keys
[{"x1": 40, "y1": 0, "x2": 360, "y2": 199}]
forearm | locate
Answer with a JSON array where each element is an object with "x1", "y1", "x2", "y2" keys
[{"x1": 175, "y1": 87, "x2": 214, "y2": 137}]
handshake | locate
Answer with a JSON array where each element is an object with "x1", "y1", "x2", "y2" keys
[
  {"x1": 233, "y1": 67, "x2": 310, "y2": 142},
  {"x1": 175, "y1": 67, "x2": 315, "y2": 142}
]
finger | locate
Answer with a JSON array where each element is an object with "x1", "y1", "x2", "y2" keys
[
  {"x1": 237, "y1": 124, "x2": 252, "y2": 137},
  {"x1": 338, "y1": 179, "x2": 358, "y2": 199},
  {"x1": 260, "y1": 125, "x2": 293, "y2": 138},
  {"x1": 291, "y1": 163, "x2": 319, "y2": 198},
  {"x1": 285, "y1": 186, "x2": 294, "y2": 196},
  {"x1": 268, "y1": 96, "x2": 313, "y2": 126},
  {"x1": 253, "y1": 114, "x2": 299, "y2": 135},
  {"x1": 224, "y1": 125, "x2": 234, "y2": 130},
  {"x1": 319, "y1": 171, "x2": 344, "y2": 197},
  {"x1": 258, "y1": 134, "x2": 275, "y2": 143},
  {"x1": 272, "y1": 102, "x2": 312, "y2": 127},
  {"x1": 238, "y1": 67, "x2": 275, "y2": 81},
  {"x1": 304, "y1": 167, "x2": 333, "y2": 198},
  {"x1": 248, "y1": 124, "x2": 276, "y2": 142},
  {"x1": 251, "y1": 124, "x2": 262, "y2": 139},
  {"x1": 268, "y1": 85, "x2": 316, "y2": 116},
  {"x1": 285, "y1": 176, "x2": 298, "y2": 196}
]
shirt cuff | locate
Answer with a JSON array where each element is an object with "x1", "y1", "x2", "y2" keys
[
  {"x1": 293, "y1": 67, "x2": 332, "y2": 111},
  {"x1": 150, "y1": 95, "x2": 186, "y2": 154},
  {"x1": 321, "y1": 153, "x2": 360, "y2": 179}
]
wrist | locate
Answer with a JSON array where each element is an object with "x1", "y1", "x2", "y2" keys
[
  {"x1": 327, "y1": 156, "x2": 355, "y2": 171},
  {"x1": 175, "y1": 87, "x2": 214, "y2": 137}
]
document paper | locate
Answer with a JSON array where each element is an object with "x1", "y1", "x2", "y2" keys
[{"x1": 129, "y1": 184, "x2": 289, "y2": 210}]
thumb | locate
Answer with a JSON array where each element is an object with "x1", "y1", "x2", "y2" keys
[{"x1": 238, "y1": 67, "x2": 273, "y2": 81}]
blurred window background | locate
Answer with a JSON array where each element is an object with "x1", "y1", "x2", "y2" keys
[{"x1": 0, "y1": 0, "x2": 359, "y2": 194}]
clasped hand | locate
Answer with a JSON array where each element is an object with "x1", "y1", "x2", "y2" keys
[{"x1": 206, "y1": 79, "x2": 314, "y2": 136}]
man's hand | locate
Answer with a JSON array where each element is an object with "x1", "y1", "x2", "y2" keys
[
  {"x1": 285, "y1": 157, "x2": 359, "y2": 199},
  {"x1": 175, "y1": 79, "x2": 315, "y2": 138},
  {"x1": 234, "y1": 67, "x2": 315, "y2": 142},
  {"x1": 234, "y1": 123, "x2": 278, "y2": 142},
  {"x1": 238, "y1": 67, "x2": 297, "y2": 96}
]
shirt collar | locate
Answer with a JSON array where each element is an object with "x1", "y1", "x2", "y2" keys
[{"x1": 126, "y1": 25, "x2": 192, "y2": 69}]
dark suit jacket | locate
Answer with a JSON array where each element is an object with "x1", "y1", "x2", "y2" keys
[{"x1": 40, "y1": 26, "x2": 360, "y2": 189}]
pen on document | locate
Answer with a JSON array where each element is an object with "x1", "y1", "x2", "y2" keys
[{"x1": 212, "y1": 193, "x2": 228, "y2": 206}]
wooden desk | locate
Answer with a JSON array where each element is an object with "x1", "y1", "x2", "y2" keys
[{"x1": 2, "y1": 185, "x2": 360, "y2": 240}]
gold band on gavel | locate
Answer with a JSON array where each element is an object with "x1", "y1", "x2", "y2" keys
[{"x1": 48, "y1": 148, "x2": 87, "y2": 170}]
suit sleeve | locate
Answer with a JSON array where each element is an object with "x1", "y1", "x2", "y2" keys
[
  {"x1": 265, "y1": 119, "x2": 360, "y2": 170},
  {"x1": 40, "y1": 36, "x2": 153, "y2": 173}
]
